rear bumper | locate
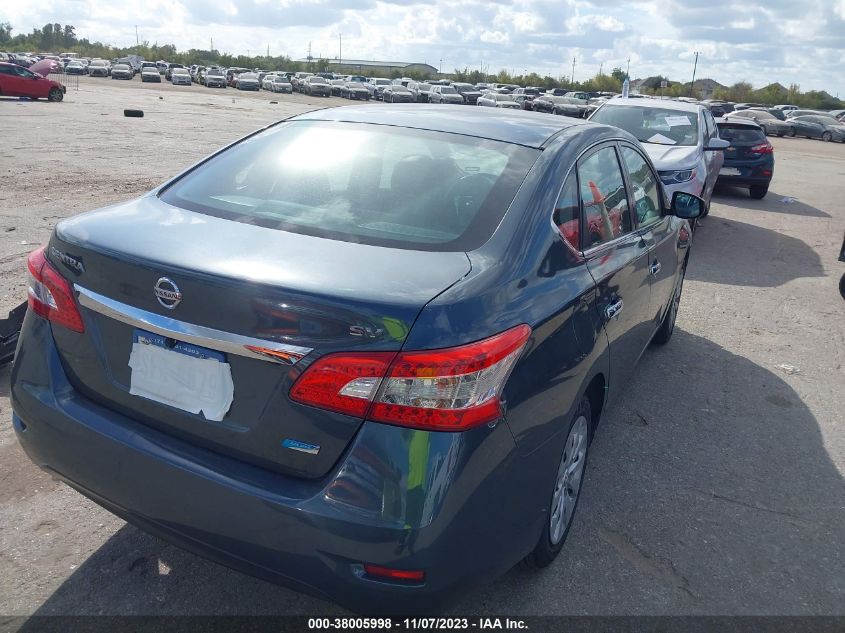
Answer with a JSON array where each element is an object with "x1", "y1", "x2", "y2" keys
[
  {"x1": 11, "y1": 314, "x2": 539, "y2": 613},
  {"x1": 716, "y1": 162, "x2": 773, "y2": 188}
]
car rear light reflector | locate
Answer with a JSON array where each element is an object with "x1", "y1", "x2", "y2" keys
[
  {"x1": 290, "y1": 325, "x2": 531, "y2": 431},
  {"x1": 750, "y1": 143, "x2": 773, "y2": 154},
  {"x1": 27, "y1": 247, "x2": 84, "y2": 333},
  {"x1": 362, "y1": 564, "x2": 425, "y2": 583}
]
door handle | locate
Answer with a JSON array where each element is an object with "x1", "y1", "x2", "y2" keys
[
  {"x1": 650, "y1": 261, "x2": 662, "y2": 276},
  {"x1": 605, "y1": 299, "x2": 624, "y2": 321}
]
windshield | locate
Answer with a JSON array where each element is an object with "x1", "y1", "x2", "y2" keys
[
  {"x1": 495, "y1": 94, "x2": 514, "y2": 102},
  {"x1": 275, "y1": 77, "x2": 290, "y2": 83},
  {"x1": 441, "y1": 86, "x2": 457, "y2": 94},
  {"x1": 160, "y1": 120, "x2": 539, "y2": 252},
  {"x1": 310, "y1": 77, "x2": 327, "y2": 84},
  {"x1": 240, "y1": 73, "x2": 257, "y2": 79},
  {"x1": 173, "y1": 68, "x2": 188, "y2": 75},
  {"x1": 113, "y1": 64, "x2": 129, "y2": 70},
  {"x1": 392, "y1": 86, "x2": 410, "y2": 92},
  {"x1": 590, "y1": 104, "x2": 701, "y2": 146}
]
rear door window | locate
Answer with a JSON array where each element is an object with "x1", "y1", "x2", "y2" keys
[{"x1": 577, "y1": 146, "x2": 632, "y2": 248}]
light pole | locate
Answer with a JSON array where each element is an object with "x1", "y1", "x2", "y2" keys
[
  {"x1": 626, "y1": 57, "x2": 630, "y2": 79},
  {"x1": 690, "y1": 51, "x2": 700, "y2": 97},
  {"x1": 571, "y1": 56, "x2": 576, "y2": 84}
]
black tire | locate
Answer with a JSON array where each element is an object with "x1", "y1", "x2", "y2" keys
[
  {"x1": 787, "y1": 127, "x2": 796, "y2": 137},
  {"x1": 822, "y1": 132, "x2": 832, "y2": 142},
  {"x1": 839, "y1": 273, "x2": 845, "y2": 301},
  {"x1": 525, "y1": 396, "x2": 591, "y2": 568},
  {"x1": 652, "y1": 261, "x2": 686, "y2": 345},
  {"x1": 749, "y1": 185, "x2": 768, "y2": 199},
  {"x1": 47, "y1": 88, "x2": 63, "y2": 102},
  {"x1": 123, "y1": 109, "x2": 144, "y2": 118}
]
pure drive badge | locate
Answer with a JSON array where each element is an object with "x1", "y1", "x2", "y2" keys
[{"x1": 282, "y1": 439, "x2": 321, "y2": 455}]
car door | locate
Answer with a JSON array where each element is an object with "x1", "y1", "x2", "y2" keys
[
  {"x1": 700, "y1": 109, "x2": 723, "y2": 202},
  {"x1": 578, "y1": 144, "x2": 653, "y2": 399},
  {"x1": 0, "y1": 64, "x2": 22, "y2": 96},
  {"x1": 619, "y1": 143, "x2": 685, "y2": 333}
]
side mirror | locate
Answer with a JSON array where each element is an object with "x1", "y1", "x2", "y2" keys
[
  {"x1": 671, "y1": 191, "x2": 705, "y2": 219},
  {"x1": 705, "y1": 138, "x2": 730, "y2": 151}
]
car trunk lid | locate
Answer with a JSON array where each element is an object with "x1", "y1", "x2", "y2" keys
[{"x1": 48, "y1": 197, "x2": 471, "y2": 478}]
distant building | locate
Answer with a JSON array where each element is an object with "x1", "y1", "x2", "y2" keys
[
  {"x1": 691, "y1": 78, "x2": 725, "y2": 99},
  {"x1": 297, "y1": 58, "x2": 438, "y2": 77}
]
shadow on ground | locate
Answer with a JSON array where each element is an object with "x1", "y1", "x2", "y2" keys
[
  {"x1": 687, "y1": 216, "x2": 825, "y2": 287},
  {"x1": 16, "y1": 330, "x2": 845, "y2": 617},
  {"x1": 713, "y1": 186, "x2": 831, "y2": 218}
]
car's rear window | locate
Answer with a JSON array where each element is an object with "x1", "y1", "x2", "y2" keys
[
  {"x1": 159, "y1": 121, "x2": 539, "y2": 251},
  {"x1": 716, "y1": 124, "x2": 766, "y2": 144}
]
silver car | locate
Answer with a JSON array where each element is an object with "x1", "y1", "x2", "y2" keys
[
  {"x1": 110, "y1": 63, "x2": 134, "y2": 80},
  {"x1": 589, "y1": 99, "x2": 729, "y2": 213},
  {"x1": 269, "y1": 76, "x2": 292, "y2": 93},
  {"x1": 476, "y1": 92, "x2": 521, "y2": 109},
  {"x1": 205, "y1": 70, "x2": 227, "y2": 88},
  {"x1": 171, "y1": 68, "x2": 192, "y2": 85},
  {"x1": 428, "y1": 85, "x2": 464, "y2": 105}
]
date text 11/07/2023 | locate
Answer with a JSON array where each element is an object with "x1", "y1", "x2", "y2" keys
[{"x1": 307, "y1": 618, "x2": 529, "y2": 630}]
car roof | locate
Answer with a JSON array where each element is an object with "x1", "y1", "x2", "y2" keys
[
  {"x1": 290, "y1": 104, "x2": 587, "y2": 148},
  {"x1": 606, "y1": 97, "x2": 704, "y2": 113},
  {"x1": 715, "y1": 117, "x2": 761, "y2": 128}
]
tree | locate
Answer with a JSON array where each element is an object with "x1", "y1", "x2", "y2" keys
[{"x1": 611, "y1": 67, "x2": 626, "y2": 83}]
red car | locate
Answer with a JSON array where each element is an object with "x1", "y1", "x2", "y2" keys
[{"x1": 0, "y1": 62, "x2": 65, "y2": 101}]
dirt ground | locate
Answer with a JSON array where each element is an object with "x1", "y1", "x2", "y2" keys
[{"x1": 0, "y1": 77, "x2": 843, "y2": 617}]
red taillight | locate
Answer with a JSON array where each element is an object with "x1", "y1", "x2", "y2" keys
[
  {"x1": 27, "y1": 247, "x2": 84, "y2": 333},
  {"x1": 290, "y1": 352, "x2": 396, "y2": 418},
  {"x1": 750, "y1": 143, "x2": 773, "y2": 154},
  {"x1": 289, "y1": 324, "x2": 531, "y2": 431},
  {"x1": 362, "y1": 564, "x2": 425, "y2": 583}
]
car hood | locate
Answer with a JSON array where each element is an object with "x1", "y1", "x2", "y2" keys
[{"x1": 640, "y1": 143, "x2": 700, "y2": 170}]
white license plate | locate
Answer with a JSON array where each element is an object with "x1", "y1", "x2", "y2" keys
[
  {"x1": 128, "y1": 330, "x2": 234, "y2": 421},
  {"x1": 720, "y1": 167, "x2": 741, "y2": 176}
]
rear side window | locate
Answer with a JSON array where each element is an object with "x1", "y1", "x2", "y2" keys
[
  {"x1": 160, "y1": 121, "x2": 539, "y2": 252},
  {"x1": 716, "y1": 124, "x2": 766, "y2": 144},
  {"x1": 553, "y1": 175, "x2": 580, "y2": 250},
  {"x1": 577, "y1": 146, "x2": 632, "y2": 248}
]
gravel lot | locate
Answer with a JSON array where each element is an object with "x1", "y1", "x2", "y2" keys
[{"x1": 1, "y1": 77, "x2": 843, "y2": 617}]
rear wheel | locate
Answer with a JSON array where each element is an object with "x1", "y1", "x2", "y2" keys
[
  {"x1": 787, "y1": 127, "x2": 796, "y2": 137},
  {"x1": 822, "y1": 132, "x2": 833, "y2": 142},
  {"x1": 525, "y1": 397, "x2": 591, "y2": 568},
  {"x1": 652, "y1": 263, "x2": 685, "y2": 345},
  {"x1": 48, "y1": 87, "x2": 63, "y2": 102},
  {"x1": 749, "y1": 185, "x2": 768, "y2": 199}
]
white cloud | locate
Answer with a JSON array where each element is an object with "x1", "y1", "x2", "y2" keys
[{"x1": 1, "y1": 0, "x2": 842, "y2": 94}]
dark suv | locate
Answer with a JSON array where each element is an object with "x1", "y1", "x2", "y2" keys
[{"x1": 715, "y1": 118, "x2": 774, "y2": 199}]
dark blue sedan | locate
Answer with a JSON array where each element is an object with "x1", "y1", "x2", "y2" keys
[{"x1": 12, "y1": 105, "x2": 701, "y2": 612}]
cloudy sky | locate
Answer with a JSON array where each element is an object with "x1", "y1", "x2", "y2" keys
[{"x1": 3, "y1": 0, "x2": 844, "y2": 94}]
